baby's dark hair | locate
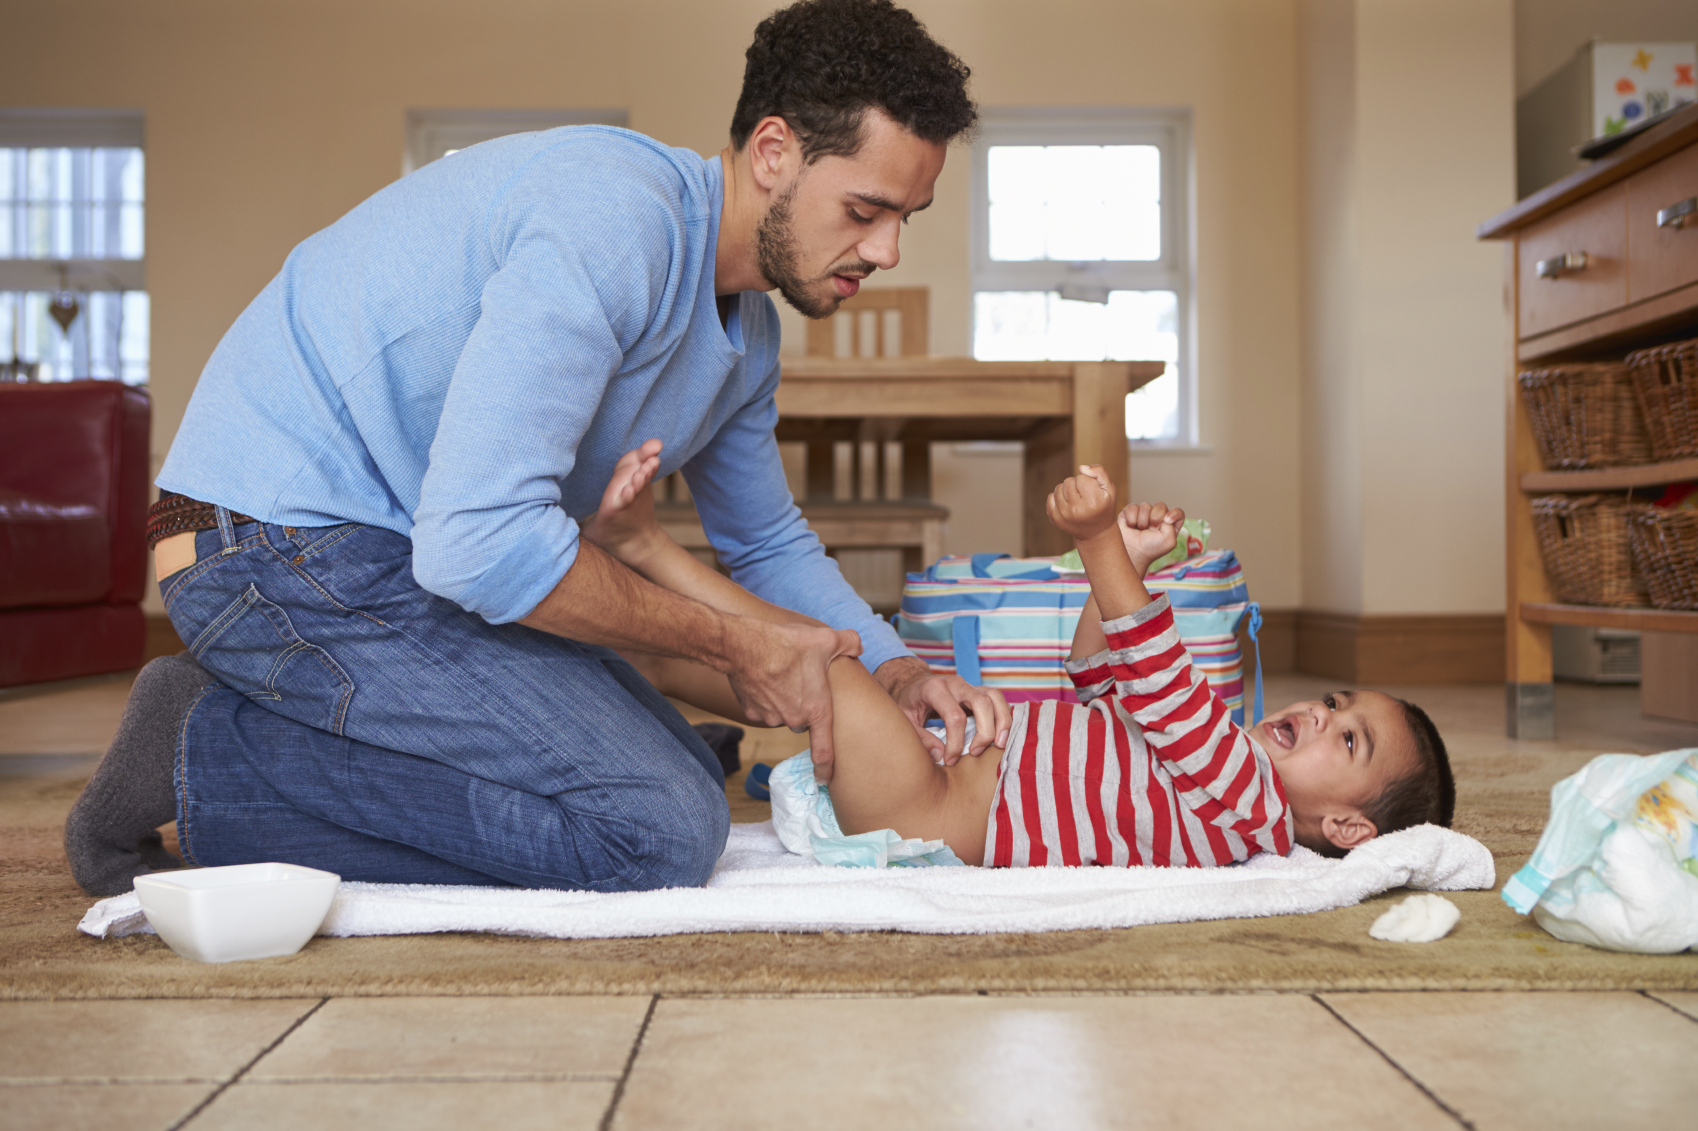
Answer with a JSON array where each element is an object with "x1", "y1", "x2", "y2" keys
[
  {"x1": 1312, "y1": 698, "x2": 1455, "y2": 859},
  {"x1": 730, "y1": 0, "x2": 977, "y2": 163}
]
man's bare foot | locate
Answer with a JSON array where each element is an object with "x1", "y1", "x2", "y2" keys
[{"x1": 584, "y1": 439, "x2": 667, "y2": 566}]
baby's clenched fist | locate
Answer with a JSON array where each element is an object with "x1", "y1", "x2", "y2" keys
[
  {"x1": 1118, "y1": 501, "x2": 1185, "y2": 576},
  {"x1": 1046, "y1": 465, "x2": 1119, "y2": 541}
]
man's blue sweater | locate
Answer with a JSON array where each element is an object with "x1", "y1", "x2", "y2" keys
[{"x1": 159, "y1": 126, "x2": 905, "y2": 669}]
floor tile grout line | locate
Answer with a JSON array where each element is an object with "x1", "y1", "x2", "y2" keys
[
  {"x1": 598, "y1": 994, "x2": 659, "y2": 1131},
  {"x1": 1310, "y1": 995, "x2": 1476, "y2": 1131},
  {"x1": 167, "y1": 995, "x2": 329, "y2": 1131},
  {"x1": 238, "y1": 1072, "x2": 624, "y2": 1085},
  {"x1": 1639, "y1": 990, "x2": 1698, "y2": 1025}
]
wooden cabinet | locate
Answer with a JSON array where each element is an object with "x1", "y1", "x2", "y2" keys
[
  {"x1": 1479, "y1": 103, "x2": 1698, "y2": 738},
  {"x1": 1628, "y1": 141, "x2": 1698, "y2": 302},
  {"x1": 1516, "y1": 183, "x2": 1627, "y2": 339}
]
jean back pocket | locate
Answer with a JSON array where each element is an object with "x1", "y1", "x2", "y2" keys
[{"x1": 189, "y1": 584, "x2": 357, "y2": 735}]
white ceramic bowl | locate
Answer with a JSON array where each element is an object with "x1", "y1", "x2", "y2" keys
[{"x1": 133, "y1": 862, "x2": 341, "y2": 963}]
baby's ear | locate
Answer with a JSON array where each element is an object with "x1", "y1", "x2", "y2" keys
[{"x1": 1321, "y1": 811, "x2": 1378, "y2": 851}]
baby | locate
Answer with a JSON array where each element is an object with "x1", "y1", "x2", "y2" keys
[{"x1": 588, "y1": 444, "x2": 1455, "y2": 867}]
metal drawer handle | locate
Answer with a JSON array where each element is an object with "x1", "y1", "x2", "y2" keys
[
  {"x1": 1536, "y1": 251, "x2": 1588, "y2": 279},
  {"x1": 1658, "y1": 197, "x2": 1696, "y2": 230}
]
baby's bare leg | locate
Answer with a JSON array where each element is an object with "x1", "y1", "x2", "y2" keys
[
  {"x1": 630, "y1": 652, "x2": 1000, "y2": 865},
  {"x1": 821, "y1": 657, "x2": 1001, "y2": 865}
]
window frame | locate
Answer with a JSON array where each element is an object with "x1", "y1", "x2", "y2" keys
[
  {"x1": 403, "y1": 108, "x2": 629, "y2": 177},
  {"x1": 0, "y1": 109, "x2": 146, "y2": 294},
  {"x1": 0, "y1": 108, "x2": 147, "y2": 384},
  {"x1": 968, "y1": 106, "x2": 1196, "y2": 446}
]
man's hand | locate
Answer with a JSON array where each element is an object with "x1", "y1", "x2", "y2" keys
[
  {"x1": 1117, "y1": 501, "x2": 1185, "y2": 578},
  {"x1": 1045, "y1": 465, "x2": 1119, "y2": 542},
  {"x1": 875, "y1": 655, "x2": 1012, "y2": 767},
  {"x1": 723, "y1": 620, "x2": 863, "y2": 782}
]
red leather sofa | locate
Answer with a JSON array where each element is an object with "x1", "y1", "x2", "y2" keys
[{"x1": 0, "y1": 382, "x2": 150, "y2": 687}]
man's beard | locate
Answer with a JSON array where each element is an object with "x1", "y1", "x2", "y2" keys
[{"x1": 754, "y1": 184, "x2": 872, "y2": 320}]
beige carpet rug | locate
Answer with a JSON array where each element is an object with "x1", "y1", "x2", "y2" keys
[{"x1": 5, "y1": 682, "x2": 1698, "y2": 999}]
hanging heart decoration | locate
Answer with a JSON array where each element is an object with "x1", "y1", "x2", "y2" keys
[{"x1": 49, "y1": 291, "x2": 81, "y2": 335}]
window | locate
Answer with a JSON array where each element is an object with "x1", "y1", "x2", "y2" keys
[
  {"x1": 0, "y1": 109, "x2": 147, "y2": 385},
  {"x1": 970, "y1": 109, "x2": 1192, "y2": 443},
  {"x1": 403, "y1": 108, "x2": 629, "y2": 176}
]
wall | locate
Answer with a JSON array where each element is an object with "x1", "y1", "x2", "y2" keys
[
  {"x1": 0, "y1": 0, "x2": 1310, "y2": 619},
  {"x1": 1298, "y1": 0, "x2": 1515, "y2": 623},
  {"x1": 3, "y1": 0, "x2": 1521, "y2": 646}
]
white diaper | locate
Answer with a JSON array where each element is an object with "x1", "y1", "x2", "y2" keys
[
  {"x1": 766, "y1": 724, "x2": 967, "y2": 868},
  {"x1": 767, "y1": 750, "x2": 847, "y2": 854}
]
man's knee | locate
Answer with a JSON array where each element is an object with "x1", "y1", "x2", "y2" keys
[
  {"x1": 628, "y1": 769, "x2": 730, "y2": 889},
  {"x1": 550, "y1": 765, "x2": 729, "y2": 892}
]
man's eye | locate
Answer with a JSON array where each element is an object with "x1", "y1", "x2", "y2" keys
[{"x1": 849, "y1": 210, "x2": 874, "y2": 224}]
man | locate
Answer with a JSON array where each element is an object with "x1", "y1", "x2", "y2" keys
[{"x1": 65, "y1": 0, "x2": 1009, "y2": 897}]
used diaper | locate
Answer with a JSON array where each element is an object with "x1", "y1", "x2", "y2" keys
[{"x1": 766, "y1": 725, "x2": 966, "y2": 868}]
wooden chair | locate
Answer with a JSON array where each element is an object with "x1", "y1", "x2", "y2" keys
[
  {"x1": 792, "y1": 288, "x2": 946, "y2": 587},
  {"x1": 656, "y1": 288, "x2": 948, "y2": 606}
]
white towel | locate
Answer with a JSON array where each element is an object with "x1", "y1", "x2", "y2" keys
[{"x1": 78, "y1": 822, "x2": 1494, "y2": 942}]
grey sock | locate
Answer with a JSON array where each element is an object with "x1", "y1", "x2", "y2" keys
[{"x1": 64, "y1": 653, "x2": 212, "y2": 897}]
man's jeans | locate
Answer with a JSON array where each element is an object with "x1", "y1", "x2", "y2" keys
[{"x1": 160, "y1": 511, "x2": 729, "y2": 891}]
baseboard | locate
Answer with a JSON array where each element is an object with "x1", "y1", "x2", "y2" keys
[
  {"x1": 144, "y1": 615, "x2": 185, "y2": 665},
  {"x1": 1295, "y1": 610, "x2": 1504, "y2": 684},
  {"x1": 1236, "y1": 608, "x2": 1297, "y2": 677}
]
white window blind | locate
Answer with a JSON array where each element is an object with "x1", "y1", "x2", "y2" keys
[{"x1": 1, "y1": 109, "x2": 147, "y2": 385}]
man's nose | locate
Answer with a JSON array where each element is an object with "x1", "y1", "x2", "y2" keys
[{"x1": 858, "y1": 219, "x2": 901, "y2": 271}]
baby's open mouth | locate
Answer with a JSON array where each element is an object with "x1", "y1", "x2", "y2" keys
[{"x1": 1269, "y1": 718, "x2": 1297, "y2": 749}]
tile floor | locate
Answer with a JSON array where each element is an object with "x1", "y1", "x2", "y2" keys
[{"x1": 4, "y1": 671, "x2": 1698, "y2": 1130}]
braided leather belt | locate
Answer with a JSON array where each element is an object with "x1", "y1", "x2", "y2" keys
[{"x1": 146, "y1": 493, "x2": 259, "y2": 551}]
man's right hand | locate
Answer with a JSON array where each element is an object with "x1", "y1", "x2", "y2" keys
[{"x1": 723, "y1": 619, "x2": 862, "y2": 783}]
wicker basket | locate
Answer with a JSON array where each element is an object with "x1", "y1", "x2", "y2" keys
[
  {"x1": 1626, "y1": 339, "x2": 1698, "y2": 460},
  {"x1": 1519, "y1": 363, "x2": 1652, "y2": 469},
  {"x1": 1530, "y1": 494, "x2": 1648, "y2": 607},
  {"x1": 1627, "y1": 506, "x2": 1698, "y2": 610}
]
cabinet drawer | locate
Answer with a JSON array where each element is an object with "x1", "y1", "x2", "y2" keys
[
  {"x1": 1518, "y1": 182, "x2": 1628, "y2": 340},
  {"x1": 1628, "y1": 140, "x2": 1698, "y2": 303}
]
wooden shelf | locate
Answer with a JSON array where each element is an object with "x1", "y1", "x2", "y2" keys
[
  {"x1": 1515, "y1": 278, "x2": 1698, "y2": 363},
  {"x1": 1521, "y1": 602, "x2": 1698, "y2": 634},
  {"x1": 1521, "y1": 457, "x2": 1698, "y2": 493}
]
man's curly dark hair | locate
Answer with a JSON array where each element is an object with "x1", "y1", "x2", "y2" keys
[{"x1": 730, "y1": 0, "x2": 977, "y2": 163}]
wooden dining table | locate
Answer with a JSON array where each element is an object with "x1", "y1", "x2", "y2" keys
[{"x1": 773, "y1": 357, "x2": 1166, "y2": 557}]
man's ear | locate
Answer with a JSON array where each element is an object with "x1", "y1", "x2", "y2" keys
[
  {"x1": 745, "y1": 115, "x2": 797, "y2": 193},
  {"x1": 1321, "y1": 811, "x2": 1378, "y2": 851}
]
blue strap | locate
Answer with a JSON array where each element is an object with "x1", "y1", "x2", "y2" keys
[
  {"x1": 951, "y1": 616, "x2": 981, "y2": 685},
  {"x1": 1246, "y1": 602, "x2": 1265, "y2": 725},
  {"x1": 968, "y1": 552, "x2": 1057, "y2": 581}
]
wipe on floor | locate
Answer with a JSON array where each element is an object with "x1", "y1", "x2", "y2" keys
[{"x1": 80, "y1": 820, "x2": 1493, "y2": 943}]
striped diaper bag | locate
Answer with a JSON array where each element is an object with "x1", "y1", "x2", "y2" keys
[{"x1": 892, "y1": 550, "x2": 1264, "y2": 724}]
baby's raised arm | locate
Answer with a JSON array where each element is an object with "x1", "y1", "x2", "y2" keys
[{"x1": 1052, "y1": 471, "x2": 1185, "y2": 660}]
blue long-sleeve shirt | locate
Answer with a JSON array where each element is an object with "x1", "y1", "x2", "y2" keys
[{"x1": 158, "y1": 126, "x2": 908, "y2": 671}]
